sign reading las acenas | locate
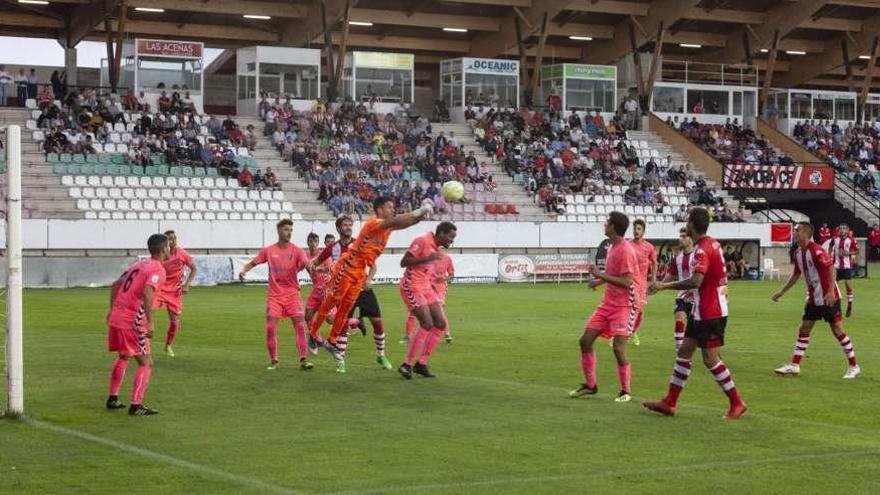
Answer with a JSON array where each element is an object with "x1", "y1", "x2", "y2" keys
[{"x1": 463, "y1": 58, "x2": 519, "y2": 76}]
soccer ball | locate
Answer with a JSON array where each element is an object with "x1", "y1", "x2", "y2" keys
[{"x1": 441, "y1": 181, "x2": 465, "y2": 202}]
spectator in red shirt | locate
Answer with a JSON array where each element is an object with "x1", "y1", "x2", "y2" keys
[
  {"x1": 870, "y1": 224, "x2": 880, "y2": 260},
  {"x1": 238, "y1": 166, "x2": 254, "y2": 189}
]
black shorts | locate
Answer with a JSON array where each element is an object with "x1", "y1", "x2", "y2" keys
[
  {"x1": 348, "y1": 288, "x2": 382, "y2": 318},
  {"x1": 836, "y1": 268, "x2": 853, "y2": 281},
  {"x1": 674, "y1": 299, "x2": 693, "y2": 315},
  {"x1": 685, "y1": 316, "x2": 726, "y2": 349},
  {"x1": 803, "y1": 301, "x2": 842, "y2": 324}
]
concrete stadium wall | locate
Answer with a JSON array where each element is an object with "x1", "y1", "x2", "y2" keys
[{"x1": 1, "y1": 219, "x2": 777, "y2": 251}]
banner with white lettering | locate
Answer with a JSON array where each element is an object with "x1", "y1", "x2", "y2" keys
[
  {"x1": 723, "y1": 164, "x2": 834, "y2": 190},
  {"x1": 498, "y1": 253, "x2": 591, "y2": 282}
]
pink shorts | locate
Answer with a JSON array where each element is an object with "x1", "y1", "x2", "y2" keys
[
  {"x1": 154, "y1": 290, "x2": 182, "y2": 314},
  {"x1": 267, "y1": 294, "x2": 304, "y2": 319},
  {"x1": 586, "y1": 303, "x2": 638, "y2": 339},
  {"x1": 400, "y1": 278, "x2": 439, "y2": 312},
  {"x1": 305, "y1": 287, "x2": 327, "y2": 312},
  {"x1": 108, "y1": 323, "x2": 150, "y2": 356},
  {"x1": 434, "y1": 286, "x2": 448, "y2": 305}
]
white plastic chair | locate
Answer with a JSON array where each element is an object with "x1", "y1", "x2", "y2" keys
[{"x1": 762, "y1": 258, "x2": 781, "y2": 280}]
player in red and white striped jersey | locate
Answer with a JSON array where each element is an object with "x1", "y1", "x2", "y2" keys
[
  {"x1": 661, "y1": 228, "x2": 694, "y2": 350},
  {"x1": 643, "y1": 207, "x2": 747, "y2": 420},
  {"x1": 827, "y1": 224, "x2": 859, "y2": 317},
  {"x1": 771, "y1": 222, "x2": 860, "y2": 379}
]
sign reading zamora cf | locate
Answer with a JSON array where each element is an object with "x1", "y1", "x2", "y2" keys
[{"x1": 723, "y1": 164, "x2": 834, "y2": 191}]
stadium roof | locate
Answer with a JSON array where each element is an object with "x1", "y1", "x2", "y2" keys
[{"x1": 2, "y1": 0, "x2": 880, "y2": 90}]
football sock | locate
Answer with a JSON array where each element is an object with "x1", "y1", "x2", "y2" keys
[
  {"x1": 405, "y1": 313, "x2": 417, "y2": 337},
  {"x1": 709, "y1": 361, "x2": 743, "y2": 406},
  {"x1": 580, "y1": 351, "x2": 597, "y2": 388},
  {"x1": 109, "y1": 358, "x2": 127, "y2": 396},
  {"x1": 443, "y1": 313, "x2": 451, "y2": 337},
  {"x1": 373, "y1": 332, "x2": 386, "y2": 357},
  {"x1": 294, "y1": 321, "x2": 308, "y2": 361},
  {"x1": 417, "y1": 329, "x2": 443, "y2": 365},
  {"x1": 617, "y1": 363, "x2": 631, "y2": 394},
  {"x1": 674, "y1": 320, "x2": 685, "y2": 349},
  {"x1": 165, "y1": 319, "x2": 180, "y2": 347},
  {"x1": 791, "y1": 331, "x2": 811, "y2": 365},
  {"x1": 835, "y1": 332, "x2": 857, "y2": 366},
  {"x1": 405, "y1": 328, "x2": 430, "y2": 366},
  {"x1": 335, "y1": 334, "x2": 348, "y2": 358},
  {"x1": 131, "y1": 365, "x2": 152, "y2": 405},
  {"x1": 664, "y1": 358, "x2": 692, "y2": 407},
  {"x1": 266, "y1": 319, "x2": 278, "y2": 362},
  {"x1": 846, "y1": 289, "x2": 853, "y2": 303}
]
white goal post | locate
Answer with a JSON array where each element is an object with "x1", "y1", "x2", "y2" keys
[{"x1": 4, "y1": 124, "x2": 23, "y2": 417}]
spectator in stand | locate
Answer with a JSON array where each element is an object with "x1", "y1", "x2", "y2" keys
[
  {"x1": 723, "y1": 245, "x2": 747, "y2": 279},
  {"x1": 15, "y1": 69, "x2": 28, "y2": 106},
  {"x1": 734, "y1": 205, "x2": 747, "y2": 222},
  {"x1": 869, "y1": 224, "x2": 880, "y2": 260},
  {"x1": 158, "y1": 91, "x2": 171, "y2": 112},
  {"x1": 26, "y1": 68, "x2": 38, "y2": 99},
  {"x1": 238, "y1": 165, "x2": 254, "y2": 189},
  {"x1": 674, "y1": 204, "x2": 689, "y2": 222},
  {"x1": 0, "y1": 65, "x2": 10, "y2": 106},
  {"x1": 263, "y1": 167, "x2": 280, "y2": 191},
  {"x1": 50, "y1": 71, "x2": 64, "y2": 99},
  {"x1": 547, "y1": 90, "x2": 562, "y2": 119}
]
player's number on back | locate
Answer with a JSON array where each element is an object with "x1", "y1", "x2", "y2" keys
[{"x1": 122, "y1": 269, "x2": 140, "y2": 293}]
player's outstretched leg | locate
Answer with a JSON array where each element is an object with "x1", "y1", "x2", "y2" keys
[
  {"x1": 325, "y1": 288, "x2": 359, "y2": 374},
  {"x1": 832, "y1": 324, "x2": 860, "y2": 379},
  {"x1": 703, "y1": 349, "x2": 746, "y2": 420},
  {"x1": 775, "y1": 324, "x2": 811, "y2": 376},
  {"x1": 673, "y1": 314, "x2": 686, "y2": 350},
  {"x1": 643, "y1": 339, "x2": 697, "y2": 416},
  {"x1": 570, "y1": 329, "x2": 601, "y2": 398},
  {"x1": 129, "y1": 355, "x2": 158, "y2": 416},
  {"x1": 266, "y1": 317, "x2": 279, "y2": 370},
  {"x1": 399, "y1": 306, "x2": 435, "y2": 380},
  {"x1": 107, "y1": 355, "x2": 129, "y2": 410}
]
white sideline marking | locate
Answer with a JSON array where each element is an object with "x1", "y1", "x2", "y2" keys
[
  {"x1": 27, "y1": 418, "x2": 300, "y2": 495},
  {"x1": 327, "y1": 448, "x2": 880, "y2": 495}
]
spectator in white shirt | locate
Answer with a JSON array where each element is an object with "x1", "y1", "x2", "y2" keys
[
  {"x1": 0, "y1": 65, "x2": 10, "y2": 106},
  {"x1": 15, "y1": 69, "x2": 28, "y2": 106}
]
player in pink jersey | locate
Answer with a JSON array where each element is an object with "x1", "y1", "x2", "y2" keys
[
  {"x1": 570, "y1": 212, "x2": 639, "y2": 402},
  {"x1": 661, "y1": 228, "x2": 695, "y2": 350},
  {"x1": 106, "y1": 233, "x2": 168, "y2": 416},
  {"x1": 644, "y1": 207, "x2": 747, "y2": 420},
  {"x1": 238, "y1": 219, "x2": 313, "y2": 371},
  {"x1": 772, "y1": 222, "x2": 860, "y2": 379},
  {"x1": 398, "y1": 222, "x2": 457, "y2": 379},
  {"x1": 627, "y1": 218, "x2": 657, "y2": 346},
  {"x1": 305, "y1": 232, "x2": 335, "y2": 326},
  {"x1": 402, "y1": 251, "x2": 455, "y2": 345},
  {"x1": 154, "y1": 230, "x2": 197, "y2": 358},
  {"x1": 828, "y1": 223, "x2": 859, "y2": 317}
]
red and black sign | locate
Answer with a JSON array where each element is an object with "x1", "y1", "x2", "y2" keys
[{"x1": 723, "y1": 164, "x2": 834, "y2": 190}]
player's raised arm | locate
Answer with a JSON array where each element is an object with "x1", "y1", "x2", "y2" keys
[
  {"x1": 380, "y1": 198, "x2": 434, "y2": 231},
  {"x1": 650, "y1": 271, "x2": 704, "y2": 294}
]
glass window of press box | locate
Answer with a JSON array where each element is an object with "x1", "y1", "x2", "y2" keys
[
  {"x1": 354, "y1": 68, "x2": 412, "y2": 103},
  {"x1": 686, "y1": 89, "x2": 728, "y2": 114},
  {"x1": 256, "y1": 63, "x2": 319, "y2": 100},
  {"x1": 566, "y1": 79, "x2": 615, "y2": 112},
  {"x1": 138, "y1": 57, "x2": 202, "y2": 90},
  {"x1": 465, "y1": 74, "x2": 517, "y2": 107},
  {"x1": 652, "y1": 86, "x2": 684, "y2": 113},
  {"x1": 441, "y1": 71, "x2": 463, "y2": 108}
]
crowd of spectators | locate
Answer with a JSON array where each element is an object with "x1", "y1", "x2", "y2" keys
[
  {"x1": 34, "y1": 87, "x2": 260, "y2": 188},
  {"x1": 261, "y1": 96, "x2": 507, "y2": 218},
  {"x1": 792, "y1": 119, "x2": 880, "y2": 199},
  {"x1": 672, "y1": 116, "x2": 793, "y2": 166}
]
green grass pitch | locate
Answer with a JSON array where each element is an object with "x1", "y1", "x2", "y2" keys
[{"x1": 2, "y1": 280, "x2": 878, "y2": 494}]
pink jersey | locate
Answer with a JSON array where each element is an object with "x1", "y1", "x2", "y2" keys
[
  {"x1": 161, "y1": 246, "x2": 194, "y2": 293},
  {"x1": 794, "y1": 241, "x2": 840, "y2": 306},
  {"x1": 251, "y1": 243, "x2": 309, "y2": 299},
  {"x1": 308, "y1": 248, "x2": 333, "y2": 291},
  {"x1": 668, "y1": 250, "x2": 695, "y2": 302},
  {"x1": 403, "y1": 232, "x2": 439, "y2": 285},
  {"x1": 829, "y1": 236, "x2": 858, "y2": 269},
  {"x1": 628, "y1": 239, "x2": 656, "y2": 306},
  {"x1": 601, "y1": 239, "x2": 638, "y2": 309},
  {"x1": 432, "y1": 254, "x2": 454, "y2": 291},
  {"x1": 109, "y1": 258, "x2": 166, "y2": 329},
  {"x1": 692, "y1": 236, "x2": 729, "y2": 321}
]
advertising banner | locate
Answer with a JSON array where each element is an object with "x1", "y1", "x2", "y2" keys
[
  {"x1": 136, "y1": 39, "x2": 203, "y2": 59},
  {"x1": 498, "y1": 253, "x2": 590, "y2": 282},
  {"x1": 353, "y1": 52, "x2": 414, "y2": 70},
  {"x1": 723, "y1": 164, "x2": 834, "y2": 190}
]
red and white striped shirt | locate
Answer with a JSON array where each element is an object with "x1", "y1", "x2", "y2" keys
[
  {"x1": 793, "y1": 241, "x2": 840, "y2": 306},
  {"x1": 829, "y1": 236, "x2": 859, "y2": 270},
  {"x1": 667, "y1": 250, "x2": 694, "y2": 302},
  {"x1": 692, "y1": 236, "x2": 728, "y2": 321}
]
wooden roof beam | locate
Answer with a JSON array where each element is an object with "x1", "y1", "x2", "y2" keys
[
  {"x1": 280, "y1": 0, "x2": 355, "y2": 47},
  {"x1": 468, "y1": 0, "x2": 571, "y2": 58},
  {"x1": 348, "y1": 8, "x2": 502, "y2": 32},
  {"x1": 125, "y1": 0, "x2": 308, "y2": 18}
]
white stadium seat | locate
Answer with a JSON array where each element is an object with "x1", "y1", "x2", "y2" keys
[
  {"x1": 69, "y1": 187, "x2": 82, "y2": 198},
  {"x1": 85, "y1": 211, "x2": 98, "y2": 219},
  {"x1": 124, "y1": 212, "x2": 137, "y2": 220}
]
